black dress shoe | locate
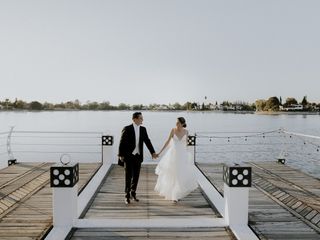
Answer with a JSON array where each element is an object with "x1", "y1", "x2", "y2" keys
[
  {"x1": 131, "y1": 193, "x2": 139, "y2": 202},
  {"x1": 125, "y1": 197, "x2": 130, "y2": 205}
]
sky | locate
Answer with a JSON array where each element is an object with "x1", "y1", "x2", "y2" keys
[{"x1": 0, "y1": 0, "x2": 319, "y2": 105}]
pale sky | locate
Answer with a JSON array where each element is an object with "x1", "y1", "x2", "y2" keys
[{"x1": 0, "y1": 0, "x2": 319, "y2": 105}]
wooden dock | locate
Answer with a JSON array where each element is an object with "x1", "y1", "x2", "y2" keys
[
  {"x1": 0, "y1": 161, "x2": 319, "y2": 239},
  {"x1": 0, "y1": 162, "x2": 101, "y2": 239},
  {"x1": 197, "y1": 161, "x2": 320, "y2": 240}
]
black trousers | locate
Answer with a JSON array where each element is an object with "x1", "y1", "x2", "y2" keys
[{"x1": 124, "y1": 154, "x2": 141, "y2": 198}]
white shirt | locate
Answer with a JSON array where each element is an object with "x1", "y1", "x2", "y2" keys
[{"x1": 132, "y1": 123, "x2": 140, "y2": 155}]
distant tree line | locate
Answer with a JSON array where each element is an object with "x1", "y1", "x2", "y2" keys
[
  {"x1": 0, "y1": 99, "x2": 204, "y2": 111},
  {"x1": 1, "y1": 97, "x2": 317, "y2": 112},
  {"x1": 255, "y1": 96, "x2": 320, "y2": 112}
]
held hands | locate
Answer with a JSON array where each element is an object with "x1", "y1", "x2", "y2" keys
[{"x1": 152, "y1": 153, "x2": 159, "y2": 160}]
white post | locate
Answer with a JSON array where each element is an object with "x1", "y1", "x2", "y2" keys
[
  {"x1": 50, "y1": 163, "x2": 79, "y2": 227},
  {"x1": 224, "y1": 184, "x2": 249, "y2": 225},
  {"x1": 223, "y1": 165, "x2": 252, "y2": 226},
  {"x1": 187, "y1": 135, "x2": 196, "y2": 163},
  {"x1": 102, "y1": 135, "x2": 114, "y2": 164},
  {"x1": 53, "y1": 186, "x2": 78, "y2": 227},
  {"x1": 7, "y1": 126, "x2": 17, "y2": 166}
]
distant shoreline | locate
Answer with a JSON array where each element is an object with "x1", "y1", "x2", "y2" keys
[
  {"x1": 255, "y1": 111, "x2": 320, "y2": 115},
  {"x1": 0, "y1": 109, "x2": 319, "y2": 115}
]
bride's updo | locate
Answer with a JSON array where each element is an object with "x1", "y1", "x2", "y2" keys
[{"x1": 177, "y1": 117, "x2": 187, "y2": 128}]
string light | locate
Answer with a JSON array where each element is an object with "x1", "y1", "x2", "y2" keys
[{"x1": 197, "y1": 129, "x2": 320, "y2": 153}]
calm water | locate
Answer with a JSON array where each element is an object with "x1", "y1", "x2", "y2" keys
[{"x1": 0, "y1": 111, "x2": 319, "y2": 177}]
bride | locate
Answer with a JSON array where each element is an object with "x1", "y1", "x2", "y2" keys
[{"x1": 154, "y1": 117, "x2": 198, "y2": 203}]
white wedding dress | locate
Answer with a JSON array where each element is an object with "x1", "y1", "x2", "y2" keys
[{"x1": 155, "y1": 134, "x2": 198, "y2": 201}]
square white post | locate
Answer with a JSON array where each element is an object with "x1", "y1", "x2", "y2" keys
[
  {"x1": 53, "y1": 185, "x2": 78, "y2": 227},
  {"x1": 102, "y1": 135, "x2": 114, "y2": 164},
  {"x1": 187, "y1": 135, "x2": 196, "y2": 163},
  {"x1": 50, "y1": 163, "x2": 79, "y2": 227},
  {"x1": 223, "y1": 165, "x2": 252, "y2": 226}
]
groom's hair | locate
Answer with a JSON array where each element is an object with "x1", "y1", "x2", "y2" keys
[{"x1": 132, "y1": 112, "x2": 142, "y2": 119}]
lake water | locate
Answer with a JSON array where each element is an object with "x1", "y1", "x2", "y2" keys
[{"x1": 0, "y1": 111, "x2": 319, "y2": 177}]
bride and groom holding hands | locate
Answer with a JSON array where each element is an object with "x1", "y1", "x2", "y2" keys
[{"x1": 118, "y1": 112, "x2": 198, "y2": 205}]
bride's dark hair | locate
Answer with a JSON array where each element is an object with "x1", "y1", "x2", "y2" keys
[{"x1": 177, "y1": 117, "x2": 187, "y2": 128}]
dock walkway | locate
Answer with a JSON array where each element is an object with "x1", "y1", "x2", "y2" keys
[
  {"x1": 0, "y1": 162, "x2": 101, "y2": 239},
  {"x1": 71, "y1": 164, "x2": 236, "y2": 240}
]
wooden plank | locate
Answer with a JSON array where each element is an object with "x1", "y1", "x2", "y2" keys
[{"x1": 71, "y1": 227, "x2": 236, "y2": 240}]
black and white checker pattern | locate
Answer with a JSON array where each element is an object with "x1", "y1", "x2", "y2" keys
[
  {"x1": 223, "y1": 165, "x2": 252, "y2": 187},
  {"x1": 102, "y1": 136, "x2": 113, "y2": 146},
  {"x1": 50, "y1": 163, "x2": 79, "y2": 188},
  {"x1": 187, "y1": 136, "x2": 196, "y2": 146}
]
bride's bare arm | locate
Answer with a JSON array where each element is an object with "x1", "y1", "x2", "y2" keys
[
  {"x1": 158, "y1": 129, "x2": 174, "y2": 156},
  {"x1": 185, "y1": 130, "x2": 189, "y2": 146}
]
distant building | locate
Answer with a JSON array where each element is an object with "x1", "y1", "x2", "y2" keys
[
  {"x1": 155, "y1": 105, "x2": 170, "y2": 110},
  {"x1": 280, "y1": 104, "x2": 304, "y2": 111}
]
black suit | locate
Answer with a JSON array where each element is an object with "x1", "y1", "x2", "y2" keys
[{"x1": 118, "y1": 124, "x2": 155, "y2": 198}]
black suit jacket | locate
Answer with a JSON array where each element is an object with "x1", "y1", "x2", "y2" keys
[{"x1": 118, "y1": 124, "x2": 155, "y2": 162}]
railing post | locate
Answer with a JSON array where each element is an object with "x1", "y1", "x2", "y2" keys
[
  {"x1": 50, "y1": 162, "x2": 79, "y2": 227},
  {"x1": 223, "y1": 165, "x2": 252, "y2": 226},
  {"x1": 7, "y1": 126, "x2": 17, "y2": 166},
  {"x1": 187, "y1": 135, "x2": 196, "y2": 163},
  {"x1": 102, "y1": 135, "x2": 114, "y2": 164}
]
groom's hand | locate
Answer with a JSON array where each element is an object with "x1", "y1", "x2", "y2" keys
[{"x1": 152, "y1": 153, "x2": 158, "y2": 160}]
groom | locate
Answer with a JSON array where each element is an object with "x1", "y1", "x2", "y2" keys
[{"x1": 118, "y1": 112, "x2": 157, "y2": 205}]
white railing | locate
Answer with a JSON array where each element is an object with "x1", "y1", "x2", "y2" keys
[{"x1": 0, "y1": 128, "x2": 115, "y2": 170}]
